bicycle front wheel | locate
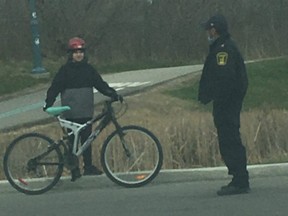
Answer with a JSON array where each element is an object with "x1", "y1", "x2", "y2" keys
[
  {"x1": 3, "y1": 133, "x2": 64, "y2": 195},
  {"x1": 101, "y1": 125, "x2": 163, "y2": 187}
]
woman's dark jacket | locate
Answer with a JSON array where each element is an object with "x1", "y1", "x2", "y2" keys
[{"x1": 45, "y1": 60, "x2": 117, "y2": 119}]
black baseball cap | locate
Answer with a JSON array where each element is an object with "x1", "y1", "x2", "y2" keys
[{"x1": 202, "y1": 14, "x2": 228, "y2": 34}]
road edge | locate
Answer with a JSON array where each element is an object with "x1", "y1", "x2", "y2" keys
[{"x1": 1, "y1": 163, "x2": 287, "y2": 194}]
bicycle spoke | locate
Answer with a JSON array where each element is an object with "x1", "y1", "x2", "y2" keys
[
  {"x1": 3, "y1": 133, "x2": 63, "y2": 195},
  {"x1": 101, "y1": 125, "x2": 163, "y2": 187}
]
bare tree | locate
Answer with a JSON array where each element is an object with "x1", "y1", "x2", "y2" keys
[{"x1": 1, "y1": 0, "x2": 287, "y2": 64}]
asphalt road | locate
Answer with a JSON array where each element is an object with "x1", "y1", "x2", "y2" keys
[
  {"x1": 0, "y1": 65, "x2": 202, "y2": 131},
  {"x1": 1, "y1": 164, "x2": 288, "y2": 216}
]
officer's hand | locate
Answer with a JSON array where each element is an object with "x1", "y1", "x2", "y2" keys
[{"x1": 198, "y1": 96, "x2": 212, "y2": 105}]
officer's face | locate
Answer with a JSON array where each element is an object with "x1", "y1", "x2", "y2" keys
[
  {"x1": 206, "y1": 28, "x2": 219, "y2": 44},
  {"x1": 207, "y1": 28, "x2": 217, "y2": 38}
]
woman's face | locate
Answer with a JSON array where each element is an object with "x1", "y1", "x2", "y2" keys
[{"x1": 72, "y1": 49, "x2": 84, "y2": 62}]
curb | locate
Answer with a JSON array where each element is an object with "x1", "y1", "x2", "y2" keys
[
  {"x1": 1, "y1": 163, "x2": 288, "y2": 194},
  {"x1": 155, "y1": 163, "x2": 288, "y2": 184}
]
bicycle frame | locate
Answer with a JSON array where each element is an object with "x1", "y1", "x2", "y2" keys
[
  {"x1": 57, "y1": 101, "x2": 122, "y2": 157},
  {"x1": 3, "y1": 99, "x2": 163, "y2": 195}
]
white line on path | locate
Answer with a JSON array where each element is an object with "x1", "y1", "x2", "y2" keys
[{"x1": 0, "y1": 82, "x2": 151, "y2": 119}]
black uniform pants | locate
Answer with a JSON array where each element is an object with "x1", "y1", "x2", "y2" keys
[
  {"x1": 213, "y1": 98, "x2": 249, "y2": 187},
  {"x1": 67, "y1": 118, "x2": 93, "y2": 168}
]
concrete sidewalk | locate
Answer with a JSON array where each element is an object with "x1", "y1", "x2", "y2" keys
[{"x1": 1, "y1": 163, "x2": 287, "y2": 194}]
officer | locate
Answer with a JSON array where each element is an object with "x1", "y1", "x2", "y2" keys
[{"x1": 198, "y1": 14, "x2": 250, "y2": 195}]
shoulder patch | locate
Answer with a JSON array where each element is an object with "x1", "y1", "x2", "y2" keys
[{"x1": 216, "y1": 52, "x2": 228, "y2": 66}]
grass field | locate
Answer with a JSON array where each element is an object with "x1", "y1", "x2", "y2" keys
[
  {"x1": 166, "y1": 57, "x2": 288, "y2": 110},
  {"x1": 161, "y1": 57, "x2": 288, "y2": 167}
]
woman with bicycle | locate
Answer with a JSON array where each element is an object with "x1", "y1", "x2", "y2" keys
[
  {"x1": 4, "y1": 37, "x2": 161, "y2": 194},
  {"x1": 44, "y1": 37, "x2": 122, "y2": 181}
]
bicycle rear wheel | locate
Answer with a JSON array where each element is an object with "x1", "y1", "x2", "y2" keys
[
  {"x1": 101, "y1": 125, "x2": 163, "y2": 187},
  {"x1": 3, "y1": 133, "x2": 63, "y2": 195}
]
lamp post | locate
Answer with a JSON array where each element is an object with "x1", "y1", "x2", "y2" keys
[{"x1": 28, "y1": 0, "x2": 46, "y2": 74}]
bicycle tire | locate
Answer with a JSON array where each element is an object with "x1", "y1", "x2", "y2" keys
[
  {"x1": 3, "y1": 133, "x2": 64, "y2": 195},
  {"x1": 101, "y1": 125, "x2": 163, "y2": 187}
]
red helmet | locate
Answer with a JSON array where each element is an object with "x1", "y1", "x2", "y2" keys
[{"x1": 68, "y1": 37, "x2": 85, "y2": 50}]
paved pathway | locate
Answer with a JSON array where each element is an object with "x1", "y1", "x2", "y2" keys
[{"x1": 0, "y1": 65, "x2": 202, "y2": 131}]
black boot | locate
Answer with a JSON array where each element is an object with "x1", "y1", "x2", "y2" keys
[
  {"x1": 217, "y1": 185, "x2": 250, "y2": 196},
  {"x1": 83, "y1": 165, "x2": 103, "y2": 176},
  {"x1": 218, "y1": 173, "x2": 250, "y2": 196},
  {"x1": 71, "y1": 167, "x2": 82, "y2": 182}
]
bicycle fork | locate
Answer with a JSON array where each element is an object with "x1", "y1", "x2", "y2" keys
[{"x1": 112, "y1": 120, "x2": 131, "y2": 158}]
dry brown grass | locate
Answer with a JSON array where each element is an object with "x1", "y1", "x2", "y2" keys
[{"x1": 1, "y1": 74, "x2": 288, "y2": 180}]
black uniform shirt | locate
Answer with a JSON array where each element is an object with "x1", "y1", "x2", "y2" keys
[{"x1": 198, "y1": 33, "x2": 248, "y2": 105}]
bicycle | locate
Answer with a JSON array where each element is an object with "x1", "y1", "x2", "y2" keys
[{"x1": 3, "y1": 98, "x2": 163, "y2": 195}]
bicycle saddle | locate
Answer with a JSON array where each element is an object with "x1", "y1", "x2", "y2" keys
[{"x1": 46, "y1": 106, "x2": 71, "y2": 116}]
